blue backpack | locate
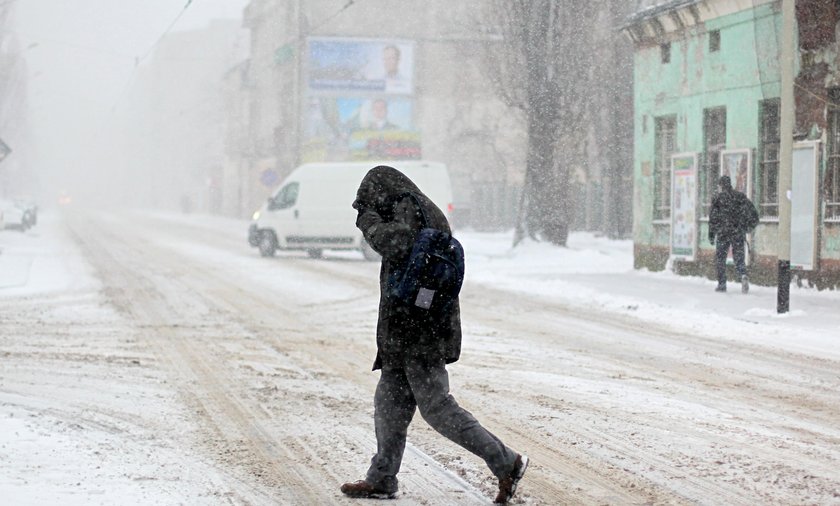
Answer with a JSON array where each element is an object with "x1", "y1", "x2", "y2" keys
[{"x1": 387, "y1": 193, "x2": 465, "y2": 315}]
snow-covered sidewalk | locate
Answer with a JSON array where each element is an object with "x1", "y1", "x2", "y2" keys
[
  {"x1": 460, "y1": 230, "x2": 840, "y2": 359},
  {"x1": 0, "y1": 218, "x2": 98, "y2": 295}
]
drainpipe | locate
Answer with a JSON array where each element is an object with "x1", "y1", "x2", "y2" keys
[{"x1": 777, "y1": 0, "x2": 794, "y2": 313}]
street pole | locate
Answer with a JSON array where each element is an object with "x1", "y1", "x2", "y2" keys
[{"x1": 777, "y1": 0, "x2": 795, "y2": 313}]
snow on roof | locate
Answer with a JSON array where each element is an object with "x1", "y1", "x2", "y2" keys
[{"x1": 626, "y1": 0, "x2": 701, "y2": 26}]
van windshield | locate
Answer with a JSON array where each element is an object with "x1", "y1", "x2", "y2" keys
[{"x1": 273, "y1": 182, "x2": 299, "y2": 209}]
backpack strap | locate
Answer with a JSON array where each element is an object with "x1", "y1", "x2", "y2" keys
[{"x1": 397, "y1": 191, "x2": 430, "y2": 229}]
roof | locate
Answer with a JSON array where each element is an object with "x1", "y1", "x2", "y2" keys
[{"x1": 624, "y1": 0, "x2": 701, "y2": 27}]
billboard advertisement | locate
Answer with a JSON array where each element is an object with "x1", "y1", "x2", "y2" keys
[
  {"x1": 720, "y1": 148, "x2": 752, "y2": 197},
  {"x1": 790, "y1": 141, "x2": 819, "y2": 271},
  {"x1": 303, "y1": 96, "x2": 420, "y2": 162},
  {"x1": 307, "y1": 38, "x2": 414, "y2": 95},
  {"x1": 670, "y1": 153, "x2": 698, "y2": 261}
]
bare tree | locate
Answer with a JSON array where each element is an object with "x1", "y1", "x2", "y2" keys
[{"x1": 481, "y1": 0, "x2": 596, "y2": 246}]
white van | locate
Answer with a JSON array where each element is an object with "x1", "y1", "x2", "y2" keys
[{"x1": 248, "y1": 161, "x2": 454, "y2": 260}]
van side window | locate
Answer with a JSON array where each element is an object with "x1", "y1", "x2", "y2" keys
[{"x1": 271, "y1": 182, "x2": 299, "y2": 210}]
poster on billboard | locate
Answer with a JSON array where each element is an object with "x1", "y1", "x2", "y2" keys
[
  {"x1": 719, "y1": 148, "x2": 752, "y2": 197},
  {"x1": 790, "y1": 141, "x2": 819, "y2": 271},
  {"x1": 303, "y1": 96, "x2": 420, "y2": 162},
  {"x1": 670, "y1": 153, "x2": 698, "y2": 261},
  {"x1": 307, "y1": 38, "x2": 414, "y2": 95},
  {"x1": 719, "y1": 148, "x2": 753, "y2": 265}
]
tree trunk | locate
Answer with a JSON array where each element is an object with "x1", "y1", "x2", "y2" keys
[
  {"x1": 523, "y1": 106, "x2": 569, "y2": 246},
  {"x1": 481, "y1": 0, "x2": 592, "y2": 248}
]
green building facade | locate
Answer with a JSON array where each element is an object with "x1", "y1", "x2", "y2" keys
[{"x1": 625, "y1": 0, "x2": 840, "y2": 289}]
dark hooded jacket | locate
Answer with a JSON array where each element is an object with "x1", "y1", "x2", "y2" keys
[
  {"x1": 709, "y1": 175, "x2": 759, "y2": 242},
  {"x1": 353, "y1": 165, "x2": 462, "y2": 371}
]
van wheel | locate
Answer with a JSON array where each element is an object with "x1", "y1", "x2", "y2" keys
[
  {"x1": 361, "y1": 240, "x2": 380, "y2": 262},
  {"x1": 307, "y1": 248, "x2": 323, "y2": 259},
  {"x1": 258, "y1": 231, "x2": 277, "y2": 257}
]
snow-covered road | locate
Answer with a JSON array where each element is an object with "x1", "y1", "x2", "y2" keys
[{"x1": 1, "y1": 210, "x2": 838, "y2": 505}]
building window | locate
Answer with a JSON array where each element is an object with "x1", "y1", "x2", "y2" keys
[
  {"x1": 758, "y1": 98, "x2": 780, "y2": 218},
  {"x1": 826, "y1": 89, "x2": 840, "y2": 220},
  {"x1": 702, "y1": 107, "x2": 726, "y2": 217},
  {"x1": 709, "y1": 30, "x2": 721, "y2": 52},
  {"x1": 661, "y1": 43, "x2": 671, "y2": 63},
  {"x1": 654, "y1": 115, "x2": 677, "y2": 221}
]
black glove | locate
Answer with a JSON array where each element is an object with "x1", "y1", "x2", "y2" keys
[{"x1": 356, "y1": 209, "x2": 382, "y2": 231}]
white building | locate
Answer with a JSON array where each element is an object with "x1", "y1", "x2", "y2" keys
[
  {"x1": 221, "y1": 0, "x2": 523, "y2": 226},
  {"x1": 117, "y1": 20, "x2": 249, "y2": 212}
]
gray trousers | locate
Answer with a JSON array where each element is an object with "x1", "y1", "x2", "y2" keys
[{"x1": 365, "y1": 360, "x2": 517, "y2": 492}]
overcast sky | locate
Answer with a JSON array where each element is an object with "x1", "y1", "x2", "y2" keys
[{"x1": 11, "y1": 0, "x2": 250, "y2": 199}]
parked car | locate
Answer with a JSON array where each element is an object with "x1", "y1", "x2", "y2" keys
[
  {"x1": 14, "y1": 198, "x2": 37, "y2": 228},
  {"x1": 249, "y1": 160, "x2": 455, "y2": 260},
  {"x1": 0, "y1": 199, "x2": 28, "y2": 231}
]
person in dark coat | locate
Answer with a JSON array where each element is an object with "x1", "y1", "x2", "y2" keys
[
  {"x1": 341, "y1": 165, "x2": 528, "y2": 504},
  {"x1": 709, "y1": 175, "x2": 759, "y2": 293}
]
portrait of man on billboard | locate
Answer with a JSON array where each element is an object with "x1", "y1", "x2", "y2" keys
[
  {"x1": 364, "y1": 44, "x2": 411, "y2": 94},
  {"x1": 307, "y1": 38, "x2": 413, "y2": 95},
  {"x1": 340, "y1": 98, "x2": 411, "y2": 133}
]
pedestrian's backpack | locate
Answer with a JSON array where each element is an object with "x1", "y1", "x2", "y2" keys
[
  {"x1": 387, "y1": 193, "x2": 465, "y2": 314},
  {"x1": 741, "y1": 195, "x2": 759, "y2": 231}
]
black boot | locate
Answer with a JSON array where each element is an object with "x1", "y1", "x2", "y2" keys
[
  {"x1": 340, "y1": 480, "x2": 397, "y2": 499},
  {"x1": 494, "y1": 454, "x2": 529, "y2": 504}
]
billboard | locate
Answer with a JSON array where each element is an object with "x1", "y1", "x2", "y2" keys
[
  {"x1": 790, "y1": 141, "x2": 820, "y2": 270},
  {"x1": 670, "y1": 153, "x2": 698, "y2": 261},
  {"x1": 303, "y1": 96, "x2": 420, "y2": 162},
  {"x1": 720, "y1": 148, "x2": 753, "y2": 265},
  {"x1": 307, "y1": 38, "x2": 414, "y2": 95},
  {"x1": 720, "y1": 148, "x2": 752, "y2": 197}
]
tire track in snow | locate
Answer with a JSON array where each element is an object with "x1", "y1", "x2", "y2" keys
[
  {"x1": 67, "y1": 212, "x2": 490, "y2": 505},
  {"x1": 116, "y1": 211, "x2": 692, "y2": 504},
  {"x1": 211, "y1": 218, "x2": 840, "y2": 504},
  {"x1": 75, "y1": 211, "x2": 840, "y2": 505},
  {"x1": 67, "y1": 216, "x2": 317, "y2": 505},
  {"x1": 458, "y1": 286, "x2": 840, "y2": 505},
  {"x1": 128, "y1": 216, "x2": 493, "y2": 505}
]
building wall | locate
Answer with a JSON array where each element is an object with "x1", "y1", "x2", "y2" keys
[
  {"x1": 0, "y1": 6, "x2": 33, "y2": 197},
  {"x1": 221, "y1": 61, "x2": 255, "y2": 218},
  {"x1": 633, "y1": 3, "x2": 782, "y2": 271},
  {"x1": 794, "y1": 0, "x2": 840, "y2": 287},
  {"x1": 231, "y1": 0, "x2": 634, "y2": 233},
  {"x1": 632, "y1": 0, "x2": 840, "y2": 288},
  {"x1": 119, "y1": 20, "x2": 249, "y2": 212},
  {"x1": 231, "y1": 0, "x2": 526, "y2": 229}
]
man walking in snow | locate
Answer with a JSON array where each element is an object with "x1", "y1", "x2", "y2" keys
[
  {"x1": 341, "y1": 165, "x2": 528, "y2": 503},
  {"x1": 709, "y1": 175, "x2": 759, "y2": 293}
]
